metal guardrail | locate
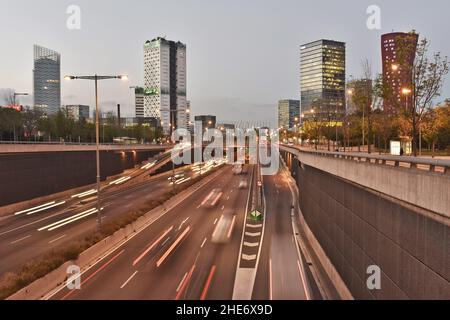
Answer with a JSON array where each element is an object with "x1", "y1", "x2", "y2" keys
[{"x1": 280, "y1": 144, "x2": 450, "y2": 174}]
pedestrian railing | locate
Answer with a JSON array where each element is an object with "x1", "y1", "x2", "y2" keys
[{"x1": 280, "y1": 144, "x2": 450, "y2": 175}]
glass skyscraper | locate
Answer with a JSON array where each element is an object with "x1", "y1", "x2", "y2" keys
[
  {"x1": 300, "y1": 40, "x2": 345, "y2": 121},
  {"x1": 33, "y1": 45, "x2": 61, "y2": 115},
  {"x1": 278, "y1": 99, "x2": 300, "y2": 129}
]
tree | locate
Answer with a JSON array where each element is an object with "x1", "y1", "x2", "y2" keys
[{"x1": 397, "y1": 32, "x2": 449, "y2": 156}]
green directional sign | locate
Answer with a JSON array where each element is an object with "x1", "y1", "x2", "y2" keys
[{"x1": 249, "y1": 210, "x2": 263, "y2": 221}]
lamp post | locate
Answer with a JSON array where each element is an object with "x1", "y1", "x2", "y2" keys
[
  {"x1": 64, "y1": 74, "x2": 128, "y2": 230},
  {"x1": 345, "y1": 89, "x2": 353, "y2": 152},
  {"x1": 402, "y1": 87, "x2": 413, "y2": 155},
  {"x1": 311, "y1": 108, "x2": 318, "y2": 150}
]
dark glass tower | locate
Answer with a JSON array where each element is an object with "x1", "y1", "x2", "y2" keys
[{"x1": 300, "y1": 40, "x2": 346, "y2": 121}]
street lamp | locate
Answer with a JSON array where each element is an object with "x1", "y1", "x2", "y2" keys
[
  {"x1": 64, "y1": 74, "x2": 128, "y2": 230},
  {"x1": 13, "y1": 92, "x2": 28, "y2": 107}
]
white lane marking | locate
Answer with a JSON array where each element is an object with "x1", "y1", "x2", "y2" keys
[
  {"x1": 200, "y1": 237, "x2": 207, "y2": 248},
  {"x1": 120, "y1": 271, "x2": 138, "y2": 289},
  {"x1": 10, "y1": 234, "x2": 31, "y2": 244},
  {"x1": 243, "y1": 242, "x2": 259, "y2": 247},
  {"x1": 269, "y1": 258, "x2": 273, "y2": 300},
  {"x1": 246, "y1": 223, "x2": 263, "y2": 228},
  {"x1": 221, "y1": 205, "x2": 225, "y2": 211},
  {"x1": 14, "y1": 201, "x2": 56, "y2": 215},
  {"x1": 48, "y1": 234, "x2": 66, "y2": 244},
  {"x1": 242, "y1": 254, "x2": 257, "y2": 261},
  {"x1": 245, "y1": 232, "x2": 261, "y2": 237},
  {"x1": 297, "y1": 259, "x2": 311, "y2": 300},
  {"x1": 176, "y1": 272, "x2": 189, "y2": 293},
  {"x1": 213, "y1": 218, "x2": 218, "y2": 225},
  {"x1": 226, "y1": 196, "x2": 230, "y2": 200}
]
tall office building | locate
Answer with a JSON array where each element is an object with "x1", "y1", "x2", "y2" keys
[
  {"x1": 381, "y1": 32, "x2": 418, "y2": 113},
  {"x1": 143, "y1": 37, "x2": 187, "y2": 134},
  {"x1": 278, "y1": 99, "x2": 300, "y2": 129},
  {"x1": 300, "y1": 40, "x2": 346, "y2": 121},
  {"x1": 134, "y1": 87, "x2": 145, "y2": 118},
  {"x1": 194, "y1": 115, "x2": 216, "y2": 130},
  {"x1": 186, "y1": 100, "x2": 193, "y2": 132},
  {"x1": 33, "y1": 45, "x2": 61, "y2": 115},
  {"x1": 64, "y1": 105, "x2": 90, "y2": 121}
]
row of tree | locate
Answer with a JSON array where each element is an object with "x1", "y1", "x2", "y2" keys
[
  {"x1": 300, "y1": 31, "x2": 450, "y2": 156},
  {"x1": 0, "y1": 108, "x2": 164, "y2": 143}
]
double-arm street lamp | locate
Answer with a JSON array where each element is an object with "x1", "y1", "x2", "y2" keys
[{"x1": 64, "y1": 74, "x2": 128, "y2": 230}]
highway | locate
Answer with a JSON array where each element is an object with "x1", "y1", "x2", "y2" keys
[
  {"x1": 48, "y1": 165, "x2": 251, "y2": 300},
  {"x1": 252, "y1": 163, "x2": 314, "y2": 300},
  {"x1": 0, "y1": 150, "x2": 219, "y2": 276}
]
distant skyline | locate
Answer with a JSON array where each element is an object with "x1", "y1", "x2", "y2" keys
[{"x1": 1, "y1": 0, "x2": 449, "y2": 125}]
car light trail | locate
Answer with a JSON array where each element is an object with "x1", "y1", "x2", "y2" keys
[
  {"x1": 38, "y1": 207, "x2": 99, "y2": 231},
  {"x1": 109, "y1": 176, "x2": 130, "y2": 185},
  {"x1": 132, "y1": 226, "x2": 174, "y2": 266},
  {"x1": 14, "y1": 201, "x2": 56, "y2": 215},
  {"x1": 156, "y1": 226, "x2": 191, "y2": 267},
  {"x1": 71, "y1": 189, "x2": 97, "y2": 198},
  {"x1": 25, "y1": 201, "x2": 66, "y2": 216}
]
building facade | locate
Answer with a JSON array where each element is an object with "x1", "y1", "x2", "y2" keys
[
  {"x1": 134, "y1": 87, "x2": 145, "y2": 118},
  {"x1": 195, "y1": 115, "x2": 216, "y2": 131},
  {"x1": 33, "y1": 45, "x2": 61, "y2": 115},
  {"x1": 381, "y1": 32, "x2": 418, "y2": 113},
  {"x1": 143, "y1": 37, "x2": 187, "y2": 134},
  {"x1": 65, "y1": 105, "x2": 90, "y2": 121},
  {"x1": 278, "y1": 99, "x2": 300, "y2": 129},
  {"x1": 186, "y1": 100, "x2": 192, "y2": 132},
  {"x1": 300, "y1": 40, "x2": 346, "y2": 121}
]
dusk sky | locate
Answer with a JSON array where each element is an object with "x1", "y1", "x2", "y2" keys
[{"x1": 1, "y1": 0, "x2": 449, "y2": 125}]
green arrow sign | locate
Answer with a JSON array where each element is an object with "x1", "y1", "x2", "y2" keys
[{"x1": 249, "y1": 210, "x2": 263, "y2": 221}]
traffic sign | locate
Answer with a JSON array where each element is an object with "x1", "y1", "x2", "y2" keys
[{"x1": 250, "y1": 210, "x2": 263, "y2": 221}]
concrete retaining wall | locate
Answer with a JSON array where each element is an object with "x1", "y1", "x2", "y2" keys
[
  {"x1": 282, "y1": 151, "x2": 450, "y2": 300},
  {"x1": 0, "y1": 150, "x2": 159, "y2": 207}
]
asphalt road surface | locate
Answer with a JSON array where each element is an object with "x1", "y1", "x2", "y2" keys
[{"x1": 49, "y1": 165, "x2": 251, "y2": 300}]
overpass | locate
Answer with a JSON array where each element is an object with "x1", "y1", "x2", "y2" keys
[{"x1": 280, "y1": 145, "x2": 450, "y2": 300}]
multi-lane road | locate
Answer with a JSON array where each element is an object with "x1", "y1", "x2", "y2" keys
[
  {"x1": 39, "y1": 162, "x2": 320, "y2": 300},
  {"x1": 49, "y1": 165, "x2": 249, "y2": 300},
  {"x1": 1, "y1": 148, "x2": 323, "y2": 300},
  {"x1": 0, "y1": 153, "x2": 218, "y2": 276}
]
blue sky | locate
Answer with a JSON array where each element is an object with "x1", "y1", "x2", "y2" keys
[{"x1": 1, "y1": 0, "x2": 449, "y2": 124}]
